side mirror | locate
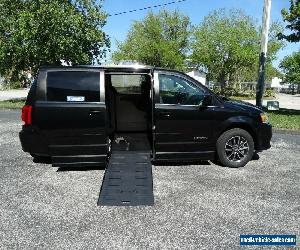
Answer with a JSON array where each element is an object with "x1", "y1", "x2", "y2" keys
[{"x1": 199, "y1": 95, "x2": 212, "y2": 108}]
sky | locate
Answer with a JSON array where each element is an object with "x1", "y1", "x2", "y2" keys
[{"x1": 102, "y1": 0, "x2": 300, "y2": 68}]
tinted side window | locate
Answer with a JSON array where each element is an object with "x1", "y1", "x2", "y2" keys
[
  {"x1": 110, "y1": 74, "x2": 148, "y2": 94},
  {"x1": 47, "y1": 71, "x2": 100, "y2": 102},
  {"x1": 159, "y1": 74, "x2": 205, "y2": 105},
  {"x1": 25, "y1": 79, "x2": 37, "y2": 105}
]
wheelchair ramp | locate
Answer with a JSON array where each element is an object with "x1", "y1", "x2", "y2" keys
[{"x1": 98, "y1": 151, "x2": 154, "y2": 206}]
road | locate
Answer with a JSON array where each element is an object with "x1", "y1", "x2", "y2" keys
[
  {"x1": 0, "y1": 109, "x2": 299, "y2": 249},
  {"x1": 243, "y1": 93, "x2": 300, "y2": 110},
  {"x1": 0, "y1": 89, "x2": 29, "y2": 101}
]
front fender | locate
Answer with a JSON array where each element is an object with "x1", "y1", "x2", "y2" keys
[{"x1": 214, "y1": 115, "x2": 258, "y2": 143}]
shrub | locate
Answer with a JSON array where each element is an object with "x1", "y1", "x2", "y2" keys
[{"x1": 264, "y1": 89, "x2": 275, "y2": 98}]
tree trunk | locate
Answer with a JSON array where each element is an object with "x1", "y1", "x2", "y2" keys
[{"x1": 219, "y1": 74, "x2": 226, "y2": 95}]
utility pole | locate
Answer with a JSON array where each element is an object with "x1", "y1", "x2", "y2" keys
[{"x1": 256, "y1": 0, "x2": 272, "y2": 107}]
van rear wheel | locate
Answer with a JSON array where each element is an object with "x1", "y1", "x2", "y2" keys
[{"x1": 216, "y1": 128, "x2": 254, "y2": 168}]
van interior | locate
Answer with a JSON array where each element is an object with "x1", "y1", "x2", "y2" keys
[{"x1": 105, "y1": 73, "x2": 152, "y2": 151}]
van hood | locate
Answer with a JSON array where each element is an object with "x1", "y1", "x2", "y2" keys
[{"x1": 222, "y1": 98, "x2": 263, "y2": 114}]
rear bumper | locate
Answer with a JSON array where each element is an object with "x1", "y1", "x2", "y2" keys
[
  {"x1": 19, "y1": 126, "x2": 48, "y2": 155},
  {"x1": 256, "y1": 123, "x2": 272, "y2": 151}
]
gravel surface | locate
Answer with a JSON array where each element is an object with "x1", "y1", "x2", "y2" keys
[{"x1": 0, "y1": 109, "x2": 299, "y2": 249}]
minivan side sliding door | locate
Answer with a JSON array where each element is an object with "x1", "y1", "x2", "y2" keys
[
  {"x1": 153, "y1": 70, "x2": 216, "y2": 161},
  {"x1": 34, "y1": 69, "x2": 108, "y2": 166}
]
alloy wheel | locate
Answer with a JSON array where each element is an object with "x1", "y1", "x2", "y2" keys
[{"x1": 224, "y1": 135, "x2": 249, "y2": 162}]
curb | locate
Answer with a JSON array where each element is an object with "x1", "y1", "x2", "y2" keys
[{"x1": 273, "y1": 128, "x2": 300, "y2": 135}]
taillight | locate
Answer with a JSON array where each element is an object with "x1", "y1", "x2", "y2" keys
[{"x1": 21, "y1": 105, "x2": 32, "y2": 125}]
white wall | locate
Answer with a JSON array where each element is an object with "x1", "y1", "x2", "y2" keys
[
  {"x1": 0, "y1": 75, "x2": 4, "y2": 90},
  {"x1": 187, "y1": 70, "x2": 206, "y2": 85},
  {"x1": 271, "y1": 77, "x2": 282, "y2": 88}
]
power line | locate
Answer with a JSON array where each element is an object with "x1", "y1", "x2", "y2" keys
[{"x1": 108, "y1": 0, "x2": 188, "y2": 17}]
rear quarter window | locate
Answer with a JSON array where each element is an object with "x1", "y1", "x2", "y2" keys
[
  {"x1": 46, "y1": 71, "x2": 100, "y2": 102},
  {"x1": 25, "y1": 79, "x2": 37, "y2": 105}
]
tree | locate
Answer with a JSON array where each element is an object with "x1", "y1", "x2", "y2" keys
[
  {"x1": 112, "y1": 10, "x2": 191, "y2": 71},
  {"x1": 280, "y1": 51, "x2": 300, "y2": 87},
  {"x1": 265, "y1": 65, "x2": 284, "y2": 82},
  {"x1": 0, "y1": 0, "x2": 110, "y2": 87},
  {"x1": 278, "y1": 0, "x2": 300, "y2": 42},
  {"x1": 191, "y1": 9, "x2": 258, "y2": 93},
  {"x1": 238, "y1": 22, "x2": 285, "y2": 83},
  {"x1": 234, "y1": 64, "x2": 282, "y2": 83},
  {"x1": 191, "y1": 9, "x2": 283, "y2": 94}
]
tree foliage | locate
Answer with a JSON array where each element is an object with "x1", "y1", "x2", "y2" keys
[
  {"x1": 278, "y1": 0, "x2": 300, "y2": 42},
  {"x1": 0, "y1": 0, "x2": 110, "y2": 86},
  {"x1": 191, "y1": 9, "x2": 284, "y2": 93},
  {"x1": 112, "y1": 10, "x2": 191, "y2": 70},
  {"x1": 191, "y1": 9, "x2": 258, "y2": 88},
  {"x1": 280, "y1": 51, "x2": 300, "y2": 84}
]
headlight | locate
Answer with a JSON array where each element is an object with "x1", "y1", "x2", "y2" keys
[{"x1": 260, "y1": 113, "x2": 269, "y2": 123}]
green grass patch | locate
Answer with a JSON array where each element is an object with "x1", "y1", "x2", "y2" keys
[
  {"x1": 0, "y1": 100, "x2": 25, "y2": 109},
  {"x1": 230, "y1": 96, "x2": 254, "y2": 100},
  {"x1": 265, "y1": 108, "x2": 300, "y2": 130},
  {"x1": 230, "y1": 96, "x2": 275, "y2": 101}
]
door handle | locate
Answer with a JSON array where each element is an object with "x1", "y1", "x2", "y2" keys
[
  {"x1": 89, "y1": 110, "x2": 101, "y2": 116},
  {"x1": 160, "y1": 111, "x2": 171, "y2": 117}
]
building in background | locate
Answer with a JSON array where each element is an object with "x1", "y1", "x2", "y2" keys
[
  {"x1": 269, "y1": 77, "x2": 300, "y2": 94},
  {"x1": 271, "y1": 77, "x2": 282, "y2": 90},
  {"x1": 186, "y1": 69, "x2": 207, "y2": 86}
]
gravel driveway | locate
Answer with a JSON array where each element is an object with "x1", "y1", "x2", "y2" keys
[{"x1": 0, "y1": 109, "x2": 299, "y2": 249}]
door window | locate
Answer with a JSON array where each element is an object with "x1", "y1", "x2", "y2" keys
[
  {"x1": 159, "y1": 74, "x2": 205, "y2": 105},
  {"x1": 47, "y1": 71, "x2": 100, "y2": 102},
  {"x1": 110, "y1": 74, "x2": 149, "y2": 94}
]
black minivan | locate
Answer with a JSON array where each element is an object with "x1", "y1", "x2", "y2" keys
[{"x1": 20, "y1": 65, "x2": 272, "y2": 168}]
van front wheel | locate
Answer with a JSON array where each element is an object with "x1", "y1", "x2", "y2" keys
[{"x1": 216, "y1": 128, "x2": 254, "y2": 168}]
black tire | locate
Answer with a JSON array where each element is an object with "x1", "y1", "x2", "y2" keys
[{"x1": 216, "y1": 128, "x2": 254, "y2": 168}]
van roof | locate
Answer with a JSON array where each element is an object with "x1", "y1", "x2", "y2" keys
[
  {"x1": 40, "y1": 64, "x2": 152, "y2": 69},
  {"x1": 39, "y1": 64, "x2": 182, "y2": 74}
]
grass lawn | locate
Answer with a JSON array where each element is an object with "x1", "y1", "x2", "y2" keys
[
  {"x1": 0, "y1": 100, "x2": 25, "y2": 109},
  {"x1": 230, "y1": 97, "x2": 299, "y2": 130},
  {"x1": 230, "y1": 96, "x2": 275, "y2": 101},
  {"x1": 266, "y1": 108, "x2": 300, "y2": 131}
]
